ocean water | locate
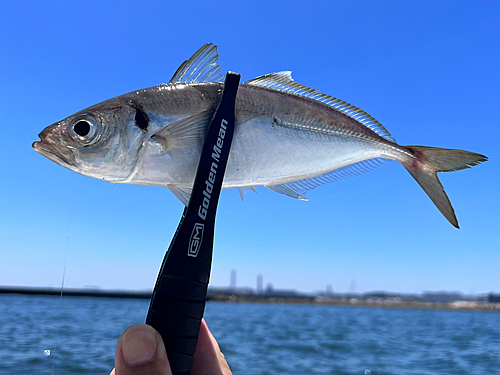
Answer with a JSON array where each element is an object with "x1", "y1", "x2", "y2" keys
[{"x1": 1, "y1": 295, "x2": 499, "y2": 375}]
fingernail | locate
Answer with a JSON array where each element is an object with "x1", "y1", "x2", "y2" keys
[{"x1": 121, "y1": 325, "x2": 158, "y2": 366}]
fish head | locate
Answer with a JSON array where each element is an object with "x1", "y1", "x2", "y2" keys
[{"x1": 33, "y1": 100, "x2": 144, "y2": 182}]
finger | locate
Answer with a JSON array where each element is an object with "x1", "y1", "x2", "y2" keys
[
  {"x1": 113, "y1": 324, "x2": 171, "y2": 375},
  {"x1": 191, "y1": 319, "x2": 232, "y2": 375}
]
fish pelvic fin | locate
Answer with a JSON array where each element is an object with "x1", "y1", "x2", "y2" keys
[
  {"x1": 238, "y1": 186, "x2": 257, "y2": 201},
  {"x1": 169, "y1": 186, "x2": 192, "y2": 206},
  {"x1": 402, "y1": 146, "x2": 487, "y2": 229}
]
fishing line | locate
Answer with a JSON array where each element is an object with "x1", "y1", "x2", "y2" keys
[{"x1": 48, "y1": 211, "x2": 72, "y2": 375}]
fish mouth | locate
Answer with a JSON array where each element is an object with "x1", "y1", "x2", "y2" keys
[
  {"x1": 33, "y1": 139, "x2": 63, "y2": 163},
  {"x1": 33, "y1": 129, "x2": 77, "y2": 171}
]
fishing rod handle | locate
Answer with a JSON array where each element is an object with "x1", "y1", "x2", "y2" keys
[
  {"x1": 147, "y1": 274, "x2": 207, "y2": 375},
  {"x1": 146, "y1": 72, "x2": 241, "y2": 375}
]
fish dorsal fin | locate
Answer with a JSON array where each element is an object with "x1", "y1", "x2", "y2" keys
[
  {"x1": 247, "y1": 72, "x2": 395, "y2": 142},
  {"x1": 266, "y1": 158, "x2": 390, "y2": 199},
  {"x1": 245, "y1": 71, "x2": 296, "y2": 88},
  {"x1": 169, "y1": 43, "x2": 225, "y2": 83}
]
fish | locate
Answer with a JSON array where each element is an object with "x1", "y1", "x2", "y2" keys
[{"x1": 33, "y1": 43, "x2": 487, "y2": 228}]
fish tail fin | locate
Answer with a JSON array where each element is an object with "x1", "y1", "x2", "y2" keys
[{"x1": 402, "y1": 146, "x2": 487, "y2": 228}]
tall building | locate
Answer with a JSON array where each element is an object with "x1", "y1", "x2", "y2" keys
[
  {"x1": 349, "y1": 279, "x2": 357, "y2": 294},
  {"x1": 326, "y1": 284, "x2": 333, "y2": 296},
  {"x1": 257, "y1": 274, "x2": 263, "y2": 294},
  {"x1": 230, "y1": 269, "x2": 237, "y2": 289}
]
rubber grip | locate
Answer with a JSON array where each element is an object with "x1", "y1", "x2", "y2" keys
[{"x1": 147, "y1": 276, "x2": 207, "y2": 374}]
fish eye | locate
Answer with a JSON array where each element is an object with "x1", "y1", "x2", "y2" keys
[
  {"x1": 73, "y1": 120, "x2": 91, "y2": 137},
  {"x1": 69, "y1": 114, "x2": 101, "y2": 146}
]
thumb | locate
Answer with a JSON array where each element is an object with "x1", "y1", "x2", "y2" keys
[{"x1": 111, "y1": 324, "x2": 171, "y2": 375}]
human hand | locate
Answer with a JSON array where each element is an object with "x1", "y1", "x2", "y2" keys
[{"x1": 110, "y1": 319, "x2": 232, "y2": 375}]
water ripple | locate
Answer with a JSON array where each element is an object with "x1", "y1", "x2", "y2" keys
[{"x1": 1, "y1": 296, "x2": 499, "y2": 374}]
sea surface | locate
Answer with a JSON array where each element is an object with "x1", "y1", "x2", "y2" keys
[{"x1": 1, "y1": 295, "x2": 499, "y2": 375}]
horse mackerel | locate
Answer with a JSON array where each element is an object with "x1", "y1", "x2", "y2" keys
[{"x1": 33, "y1": 44, "x2": 487, "y2": 228}]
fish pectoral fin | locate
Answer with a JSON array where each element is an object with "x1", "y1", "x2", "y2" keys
[
  {"x1": 151, "y1": 111, "x2": 213, "y2": 151},
  {"x1": 169, "y1": 186, "x2": 193, "y2": 206},
  {"x1": 169, "y1": 43, "x2": 225, "y2": 83}
]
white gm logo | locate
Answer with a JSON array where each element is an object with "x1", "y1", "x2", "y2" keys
[{"x1": 188, "y1": 223, "x2": 204, "y2": 257}]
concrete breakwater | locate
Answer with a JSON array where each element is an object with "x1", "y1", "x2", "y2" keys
[{"x1": 2, "y1": 285, "x2": 500, "y2": 311}]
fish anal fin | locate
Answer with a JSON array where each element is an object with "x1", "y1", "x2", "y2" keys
[
  {"x1": 266, "y1": 158, "x2": 389, "y2": 200},
  {"x1": 265, "y1": 184, "x2": 308, "y2": 201}
]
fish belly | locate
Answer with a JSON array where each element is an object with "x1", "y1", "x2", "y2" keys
[
  {"x1": 223, "y1": 116, "x2": 385, "y2": 188},
  {"x1": 130, "y1": 115, "x2": 386, "y2": 191}
]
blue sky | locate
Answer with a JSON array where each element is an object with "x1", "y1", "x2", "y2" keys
[{"x1": 1, "y1": 1, "x2": 498, "y2": 294}]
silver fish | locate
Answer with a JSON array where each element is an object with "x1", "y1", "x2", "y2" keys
[{"x1": 33, "y1": 44, "x2": 486, "y2": 228}]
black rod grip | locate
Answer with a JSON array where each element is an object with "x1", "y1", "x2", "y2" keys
[
  {"x1": 146, "y1": 72, "x2": 240, "y2": 375},
  {"x1": 147, "y1": 276, "x2": 207, "y2": 374}
]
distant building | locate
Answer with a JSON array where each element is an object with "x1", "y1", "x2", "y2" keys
[
  {"x1": 257, "y1": 274, "x2": 263, "y2": 295},
  {"x1": 265, "y1": 289, "x2": 301, "y2": 297},
  {"x1": 488, "y1": 293, "x2": 500, "y2": 303},
  {"x1": 265, "y1": 283, "x2": 274, "y2": 294},
  {"x1": 326, "y1": 284, "x2": 333, "y2": 296},
  {"x1": 349, "y1": 279, "x2": 356, "y2": 294},
  {"x1": 230, "y1": 269, "x2": 237, "y2": 289},
  {"x1": 422, "y1": 291, "x2": 464, "y2": 303},
  {"x1": 207, "y1": 286, "x2": 254, "y2": 299}
]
